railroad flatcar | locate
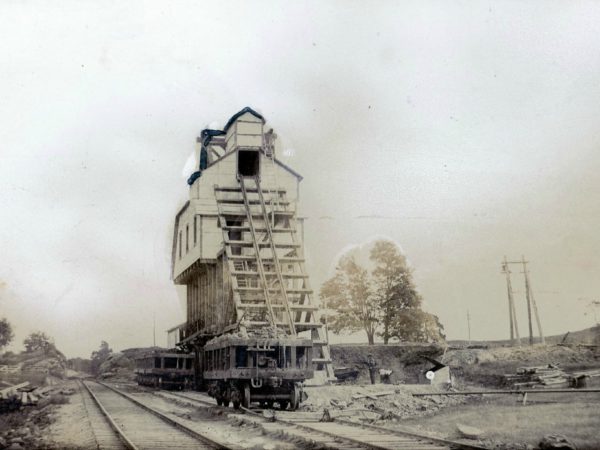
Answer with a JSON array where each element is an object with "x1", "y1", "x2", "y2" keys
[
  {"x1": 204, "y1": 335, "x2": 313, "y2": 410},
  {"x1": 134, "y1": 351, "x2": 194, "y2": 390}
]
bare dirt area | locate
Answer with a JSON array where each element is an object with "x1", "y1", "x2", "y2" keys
[
  {"x1": 39, "y1": 380, "x2": 97, "y2": 450},
  {"x1": 0, "y1": 379, "x2": 83, "y2": 450}
]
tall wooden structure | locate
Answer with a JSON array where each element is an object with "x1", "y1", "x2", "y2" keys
[{"x1": 171, "y1": 107, "x2": 333, "y2": 380}]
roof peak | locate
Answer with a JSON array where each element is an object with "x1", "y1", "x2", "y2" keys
[{"x1": 223, "y1": 107, "x2": 265, "y2": 132}]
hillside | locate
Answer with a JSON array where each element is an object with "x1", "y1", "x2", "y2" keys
[{"x1": 448, "y1": 324, "x2": 600, "y2": 347}]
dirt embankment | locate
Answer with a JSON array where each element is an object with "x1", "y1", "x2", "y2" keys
[
  {"x1": 330, "y1": 343, "x2": 445, "y2": 384},
  {"x1": 444, "y1": 344, "x2": 600, "y2": 387},
  {"x1": 0, "y1": 349, "x2": 67, "y2": 387},
  {"x1": 96, "y1": 347, "x2": 164, "y2": 381}
]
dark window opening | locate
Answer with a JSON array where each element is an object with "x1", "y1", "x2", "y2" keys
[
  {"x1": 178, "y1": 231, "x2": 182, "y2": 259},
  {"x1": 236, "y1": 347, "x2": 247, "y2": 368},
  {"x1": 193, "y1": 216, "x2": 197, "y2": 246},
  {"x1": 164, "y1": 358, "x2": 177, "y2": 369},
  {"x1": 154, "y1": 357, "x2": 161, "y2": 368},
  {"x1": 227, "y1": 220, "x2": 242, "y2": 255},
  {"x1": 297, "y1": 347, "x2": 306, "y2": 369},
  {"x1": 186, "y1": 224, "x2": 189, "y2": 252},
  {"x1": 285, "y1": 346, "x2": 292, "y2": 368},
  {"x1": 186, "y1": 358, "x2": 192, "y2": 369},
  {"x1": 238, "y1": 150, "x2": 260, "y2": 177}
]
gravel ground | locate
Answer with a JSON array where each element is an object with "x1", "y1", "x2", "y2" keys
[
  {"x1": 301, "y1": 383, "x2": 467, "y2": 419},
  {"x1": 40, "y1": 381, "x2": 97, "y2": 449}
]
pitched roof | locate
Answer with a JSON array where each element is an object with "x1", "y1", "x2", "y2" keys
[
  {"x1": 200, "y1": 107, "x2": 264, "y2": 147},
  {"x1": 223, "y1": 106, "x2": 265, "y2": 131}
]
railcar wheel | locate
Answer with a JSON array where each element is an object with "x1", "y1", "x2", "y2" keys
[
  {"x1": 279, "y1": 401, "x2": 289, "y2": 410},
  {"x1": 231, "y1": 386, "x2": 241, "y2": 410},
  {"x1": 290, "y1": 384, "x2": 300, "y2": 411},
  {"x1": 242, "y1": 383, "x2": 251, "y2": 409},
  {"x1": 216, "y1": 398, "x2": 223, "y2": 406}
]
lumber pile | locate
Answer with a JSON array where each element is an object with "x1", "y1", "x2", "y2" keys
[
  {"x1": 571, "y1": 368, "x2": 600, "y2": 388},
  {"x1": 0, "y1": 382, "x2": 62, "y2": 413},
  {"x1": 504, "y1": 364, "x2": 570, "y2": 388}
]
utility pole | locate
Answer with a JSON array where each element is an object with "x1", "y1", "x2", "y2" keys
[
  {"x1": 467, "y1": 310, "x2": 471, "y2": 346},
  {"x1": 522, "y1": 258, "x2": 545, "y2": 344},
  {"x1": 153, "y1": 313, "x2": 156, "y2": 347},
  {"x1": 522, "y1": 256, "x2": 534, "y2": 345},
  {"x1": 502, "y1": 256, "x2": 521, "y2": 346}
]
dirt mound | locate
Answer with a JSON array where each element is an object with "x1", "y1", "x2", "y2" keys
[
  {"x1": 444, "y1": 344, "x2": 595, "y2": 367},
  {"x1": 98, "y1": 352, "x2": 135, "y2": 381},
  {"x1": 330, "y1": 343, "x2": 445, "y2": 384},
  {"x1": 1, "y1": 349, "x2": 67, "y2": 386},
  {"x1": 444, "y1": 344, "x2": 600, "y2": 387}
]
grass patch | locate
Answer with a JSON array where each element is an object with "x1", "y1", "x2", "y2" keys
[{"x1": 400, "y1": 394, "x2": 600, "y2": 449}]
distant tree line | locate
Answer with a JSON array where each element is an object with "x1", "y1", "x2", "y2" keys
[
  {"x1": 0, "y1": 317, "x2": 111, "y2": 376},
  {"x1": 320, "y1": 240, "x2": 445, "y2": 345}
]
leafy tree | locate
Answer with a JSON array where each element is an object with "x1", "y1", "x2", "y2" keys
[
  {"x1": 67, "y1": 357, "x2": 92, "y2": 374},
  {"x1": 0, "y1": 318, "x2": 14, "y2": 351},
  {"x1": 90, "y1": 341, "x2": 112, "y2": 375},
  {"x1": 320, "y1": 255, "x2": 378, "y2": 344},
  {"x1": 370, "y1": 241, "x2": 420, "y2": 343},
  {"x1": 23, "y1": 331, "x2": 55, "y2": 353},
  {"x1": 320, "y1": 240, "x2": 445, "y2": 344},
  {"x1": 389, "y1": 308, "x2": 446, "y2": 343}
]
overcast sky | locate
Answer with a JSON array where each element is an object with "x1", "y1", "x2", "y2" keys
[{"x1": 2, "y1": 1, "x2": 600, "y2": 358}]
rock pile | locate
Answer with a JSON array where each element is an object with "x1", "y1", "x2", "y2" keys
[
  {"x1": 301, "y1": 384, "x2": 466, "y2": 420},
  {"x1": 0, "y1": 386, "x2": 71, "y2": 449}
]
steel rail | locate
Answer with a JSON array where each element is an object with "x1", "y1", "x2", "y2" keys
[
  {"x1": 91, "y1": 381, "x2": 231, "y2": 449},
  {"x1": 153, "y1": 389, "x2": 489, "y2": 449},
  {"x1": 334, "y1": 418, "x2": 489, "y2": 450},
  {"x1": 413, "y1": 388, "x2": 600, "y2": 396},
  {"x1": 157, "y1": 390, "x2": 220, "y2": 408},
  {"x1": 80, "y1": 380, "x2": 138, "y2": 450}
]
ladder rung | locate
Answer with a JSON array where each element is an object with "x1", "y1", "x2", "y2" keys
[
  {"x1": 246, "y1": 321, "x2": 323, "y2": 328},
  {"x1": 217, "y1": 199, "x2": 290, "y2": 206},
  {"x1": 222, "y1": 226, "x2": 296, "y2": 233},
  {"x1": 228, "y1": 255, "x2": 305, "y2": 262},
  {"x1": 215, "y1": 187, "x2": 286, "y2": 193},
  {"x1": 225, "y1": 240, "x2": 302, "y2": 249},
  {"x1": 219, "y1": 211, "x2": 291, "y2": 218},
  {"x1": 232, "y1": 271, "x2": 308, "y2": 278},
  {"x1": 239, "y1": 304, "x2": 318, "y2": 311},
  {"x1": 295, "y1": 323, "x2": 323, "y2": 330},
  {"x1": 290, "y1": 304, "x2": 318, "y2": 311},
  {"x1": 311, "y1": 358, "x2": 332, "y2": 364},
  {"x1": 235, "y1": 287, "x2": 313, "y2": 294}
]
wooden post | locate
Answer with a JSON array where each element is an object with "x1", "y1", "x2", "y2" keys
[
  {"x1": 525, "y1": 264, "x2": 545, "y2": 344},
  {"x1": 467, "y1": 310, "x2": 471, "y2": 346},
  {"x1": 503, "y1": 257, "x2": 521, "y2": 346},
  {"x1": 522, "y1": 256, "x2": 534, "y2": 345}
]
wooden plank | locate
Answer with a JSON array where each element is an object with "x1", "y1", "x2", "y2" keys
[
  {"x1": 352, "y1": 390, "x2": 395, "y2": 400},
  {"x1": 0, "y1": 382, "x2": 29, "y2": 396}
]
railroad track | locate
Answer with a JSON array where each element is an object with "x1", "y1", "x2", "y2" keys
[
  {"x1": 80, "y1": 380, "x2": 229, "y2": 449},
  {"x1": 78, "y1": 380, "x2": 126, "y2": 450},
  {"x1": 159, "y1": 389, "x2": 488, "y2": 450}
]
